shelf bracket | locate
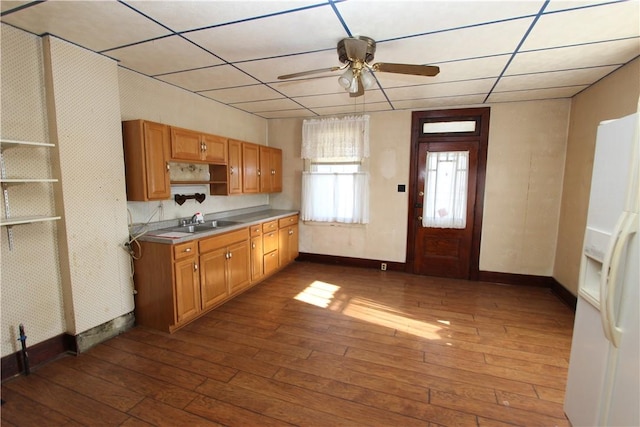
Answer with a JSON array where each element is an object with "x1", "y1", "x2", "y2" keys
[{"x1": 174, "y1": 193, "x2": 206, "y2": 205}]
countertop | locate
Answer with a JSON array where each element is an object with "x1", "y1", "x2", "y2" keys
[{"x1": 139, "y1": 208, "x2": 299, "y2": 244}]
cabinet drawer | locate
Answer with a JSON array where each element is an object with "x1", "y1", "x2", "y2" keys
[
  {"x1": 263, "y1": 230, "x2": 278, "y2": 253},
  {"x1": 262, "y1": 220, "x2": 278, "y2": 233},
  {"x1": 278, "y1": 215, "x2": 298, "y2": 228},
  {"x1": 264, "y1": 250, "x2": 279, "y2": 275},
  {"x1": 249, "y1": 224, "x2": 262, "y2": 237},
  {"x1": 174, "y1": 241, "x2": 197, "y2": 260},
  {"x1": 199, "y1": 228, "x2": 249, "y2": 253}
]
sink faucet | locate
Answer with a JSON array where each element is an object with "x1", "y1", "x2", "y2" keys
[{"x1": 191, "y1": 212, "x2": 205, "y2": 224}]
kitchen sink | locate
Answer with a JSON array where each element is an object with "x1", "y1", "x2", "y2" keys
[{"x1": 169, "y1": 220, "x2": 241, "y2": 233}]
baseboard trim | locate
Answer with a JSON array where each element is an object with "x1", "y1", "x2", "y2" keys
[
  {"x1": 297, "y1": 253, "x2": 576, "y2": 311},
  {"x1": 478, "y1": 270, "x2": 552, "y2": 287},
  {"x1": 550, "y1": 277, "x2": 578, "y2": 311},
  {"x1": 1, "y1": 312, "x2": 135, "y2": 382},
  {"x1": 1, "y1": 333, "x2": 76, "y2": 381},
  {"x1": 296, "y1": 253, "x2": 405, "y2": 271}
]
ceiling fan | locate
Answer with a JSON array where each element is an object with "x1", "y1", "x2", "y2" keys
[{"x1": 277, "y1": 36, "x2": 440, "y2": 97}]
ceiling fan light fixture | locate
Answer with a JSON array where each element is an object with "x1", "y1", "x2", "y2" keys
[
  {"x1": 348, "y1": 75, "x2": 359, "y2": 94},
  {"x1": 361, "y1": 68, "x2": 375, "y2": 90},
  {"x1": 338, "y1": 69, "x2": 353, "y2": 89}
]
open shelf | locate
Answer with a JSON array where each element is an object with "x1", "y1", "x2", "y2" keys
[{"x1": 1, "y1": 215, "x2": 61, "y2": 226}]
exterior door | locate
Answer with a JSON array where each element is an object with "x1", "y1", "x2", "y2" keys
[{"x1": 407, "y1": 108, "x2": 489, "y2": 280}]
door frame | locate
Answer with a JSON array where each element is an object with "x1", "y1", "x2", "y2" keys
[{"x1": 405, "y1": 107, "x2": 490, "y2": 280}]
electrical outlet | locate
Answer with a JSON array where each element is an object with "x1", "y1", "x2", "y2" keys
[{"x1": 381, "y1": 263, "x2": 387, "y2": 271}]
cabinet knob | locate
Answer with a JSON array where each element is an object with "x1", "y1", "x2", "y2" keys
[
  {"x1": 418, "y1": 216, "x2": 423, "y2": 221},
  {"x1": 166, "y1": 162, "x2": 170, "y2": 171},
  {"x1": 229, "y1": 167, "x2": 234, "y2": 175},
  {"x1": 185, "y1": 248, "x2": 191, "y2": 252},
  {"x1": 271, "y1": 169, "x2": 275, "y2": 175},
  {"x1": 229, "y1": 252, "x2": 233, "y2": 259},
  {"x1": 194, "y1": 263, "x2": 198, "y2": 271},
  {"x1": 419, "y1": 191, "x2": 424, "y2": 197},
  {"x1": 289, "y1": 230, "x2": 293, "y2": 235},
  {"x1": 252, "y1": 243, "x2": 256, "y2": 249},
  {"x1": 257, "y1": 170, "x2": 261, "y2": 176}
]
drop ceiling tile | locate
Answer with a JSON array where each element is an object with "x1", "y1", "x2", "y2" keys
[
  {"x1": 522, "y1": 1, "x2": 640, "y2": 51},
  {"x1": 231, "y1": 98, "x2": 302, "y2": 113},
  {"x1": 1, "y1": 1, "x2": 30, "y2": 13},
  {"x1": 126, "y1": 1, "x2": 320, "y2": 32},
  {"x1": 272, "y1": 76, "x2": 345, "y2": 97},
  {"x1": 544, "y1": 1, "x2": 612, "y2": 13},
  {"x1": 487, "y1": 86, "x2": 588, "y2": 103},
  {"x1": 508, "y1": 38, "x2": 640, "y2": 75},
  {"x1": 200, "y1": 84, "x2": 284, "y2": 104},
  {"x1": 335, "y1": 1, "x2": 544, "y2": 41},
  {"x1": 183, "y1": 5, "x2": 346, "y2": 63},
  {"x1": 235, "y1": 49, "x2": 340, "y2": 84},
  {"x1": 106, "y1": 35, "x2": 223, "y2": 76},
  {"x1": 294, "y1": 90, "x2": 388, "y2": 109},
  {"x1": 385, "y1": 79, "x2": 496, "y2": 101},
  {"x1": 391, "y1": 95, "x2": 486, "y2": 111},
  {"x1": 374, "y1": 54, "x2": 511, "y2": 88},
  {"x1": 157, "y1": 65, "x2": 259, "y2": 91},
  {"x1": 496, "y1": 65, "x2": 619, "y2": 92},
  {"x1": 256, "y1": 109, "x2": 318, "y2": 119},
  {"x1": 311, "y1": 102, "x2": 390, "y2": 117},
  {"x1": 1, "y1": 0, "x2": 170, "y2": 51},
  {"x1": 373, "y1": 17, "x2": 535, "y2": 66}
]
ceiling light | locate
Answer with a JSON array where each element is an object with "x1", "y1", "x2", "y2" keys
[
  {"x1": 348, "y1": 75, "x2": 359, "y2": 93},
  {"x1": 361, "y1": 68, "x2": 375, "y2": 90},
  {"x1": 338, "y1": 69, "x2": 353, "y2": 89}
]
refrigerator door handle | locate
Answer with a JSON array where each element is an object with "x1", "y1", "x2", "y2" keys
[
  {"x1": 602, "y1": 211, "x2": 637, "y2": 348},
  {"x1": 600, "y1": 212, "x2": 627, "y2": 344}
]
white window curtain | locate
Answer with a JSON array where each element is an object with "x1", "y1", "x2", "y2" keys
[
  {"x1": 301, "y1": 115, "x2": 370, "y2": 224},
  {"x1": 302, "y1": 172, "x2": 369, "y2": 223},
  {"x1": 423, "y1": 151, "x2": 469, "y2": 229},
  {"x1": 302, "y1": 115, "x2": 370, "y2": 159}
]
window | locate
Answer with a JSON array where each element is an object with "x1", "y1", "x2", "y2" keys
[
  {"x1": 301, "y1": 116, "x2": 370, "y2": 224},
  {"x1": 423, "y1": 151, "x2": 469, "y2": 229}
]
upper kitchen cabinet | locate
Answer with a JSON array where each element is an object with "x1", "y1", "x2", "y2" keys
[
  {"x1": 242, "y1": 142, "x2": 260, "y2": 194},
  {"x1": 260, "y1": 146, "x2": 283, "y2": 193},
  {"x1": 122, "y1": 120, "x2": 171, "y2": 201},
  {"x1": 170, "y1": 126, "x2": 227, "y2": 164}
]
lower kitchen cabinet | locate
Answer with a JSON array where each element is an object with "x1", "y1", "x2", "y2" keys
[
  {"x1": 250, "y1": 224, "x2": 264, "y2": 283},
  {"x1": 279, "y1": 214, "x2": 299, "y2": 266},
  {"x1": 133, "y1": 215, "x2": 298, "y2": 333}
]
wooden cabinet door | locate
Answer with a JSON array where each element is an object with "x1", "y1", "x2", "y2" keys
[
  {"x1": 259, "y1": 145, "x2": 272, "y2": 193},
  {"x1": 227, "y1": 139, "x2": 243, "y2": 194},
  {"x1": 202, "y1": 133, "x2": 227, "y2": 164},
  {"x1": 174, "y1": 257, "x2": 200, "y2": 324},
  {"x1": 143, "y1": 121, "x2": 171, "y2": 200},
  {"x1": 227, "y1": 240, "x2": 251, "y2": 295},
  {"x1": 199, "y1": 247, "x2": 228, "y2": 309},
  {"x1": 270, "y1": 147, "x2": 283, "y2": 193},
  {"x1": 170, "y1": 127, "x2": 203, "y2": 161},
  {"x1": 243, "y1": 142, "x2": 260, "y2": 193},
  {"x1": 250, "y1": 235, "x2": 264, "y2": 282},
  {"x1": 259, "y1": 146, "x2": 282, "y2": 193},
  {"x1": 122, "y1": 120, "x2": 170, "y2": 201}
]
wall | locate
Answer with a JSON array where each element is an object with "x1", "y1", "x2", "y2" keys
[
  {"x1": 268, "y1": 99, "x2": 570, "y2": 276},
  {"x1": 1, "y1": 25, "x2": 66, "y2": 357},
  {"x1": 554, "y1": 58, "x2": 640, "y2": 295},
  {"x1": 119, "y1": 69, "x2": 270, "y2": 226},
  {"x1": 481, "y1": 100, "x2": 570, "y2": 275}
]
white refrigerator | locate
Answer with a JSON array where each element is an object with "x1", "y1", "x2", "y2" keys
[{"x1": 564, "y1": 111, "x2": 639, "y2": 426}]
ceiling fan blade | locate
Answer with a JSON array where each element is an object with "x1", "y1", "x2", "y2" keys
[
  {"x1": 350, "y1": 75, "x2": 365, "y2": 98},
  {"x1": 278, "y1": 66, "x2": 341, "y2": 80},
  {"x1": 372, "y1": 63, "x2": 440, "y2": 77},
  {"x1": 343, "y1": 38, "x2": 368, "y2": 61}
]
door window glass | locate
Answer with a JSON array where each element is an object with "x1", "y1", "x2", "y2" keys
[{"x1": 423, "y1": 151, "x2": 469, "y2": 229}]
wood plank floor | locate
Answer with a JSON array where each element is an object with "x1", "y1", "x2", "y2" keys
[{"x1": 1, "y1": 262, "x2": 575, "y2": 426}]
